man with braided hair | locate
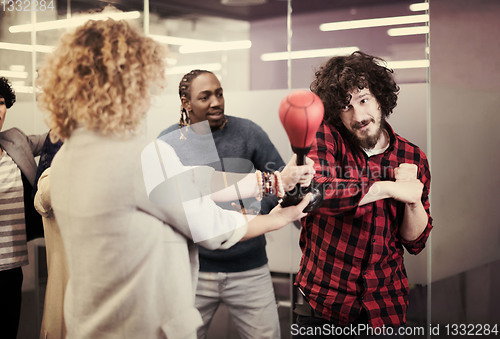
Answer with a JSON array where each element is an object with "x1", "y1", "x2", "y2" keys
[
  {"x1": 293, "y1": 51, "x2": 433, "y2": 338},
  {"x1": 0, "y1": 76, "x2": 46, "y2": 338},
  {"x1": 159, "y1": 70, "x2": 285, "y2": 338}
]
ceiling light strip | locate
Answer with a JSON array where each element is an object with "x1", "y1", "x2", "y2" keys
[
  {"x1": 149, "y1": 34, "x2": 215, "y2": 46},
  {"x1": 386, "y1": 59, "x2": 429, "y2": 69},
  {"x1": 9, "y1": 11, "x2": 141, "y2": 33},
  {"x1": 261, "y1": 47, "x2": 359, "y2": 61},
  {"x1": 166, "y1": 63, "x2": 222, "y2": 75},
  {"x1": 387, "y1": 26, "x2": 429, "y2": 36},
  {"x1": 179, "y1": 40, "x2": 252, "y2": 54},
  {"x1": 12, "y1": 85, "x2": 35, "y2": 94},
  {"x1": 320, "y1": 14, "x2": 429, "y2": 31},
  {"x1": 0, "y1": 70, "x2": 29, "y2": 79},
  {"x1": 409, "y1": 3, "x2": 429, "y2": 12},
  {"x1": 0, "y1": 42, "x2": 55, "y2": 53},
  {"x1": 9, "y1": 65, "x2": 26, "y2": 72}
]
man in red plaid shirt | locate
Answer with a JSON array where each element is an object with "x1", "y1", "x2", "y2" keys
[{"x1": 293, "y1": 51, "x2": 432, "y2": 338}]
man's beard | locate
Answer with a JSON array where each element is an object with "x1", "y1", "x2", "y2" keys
[{"x1": 343, "y1": 118, "x2": 384, "y2": 150}]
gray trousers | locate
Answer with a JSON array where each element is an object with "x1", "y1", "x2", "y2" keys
[{"x1": 195, "y1": 264, "x2": 281, "y2": 339}]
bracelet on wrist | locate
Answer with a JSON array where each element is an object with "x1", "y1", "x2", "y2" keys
[{"x1": 255, "y1": 170, "x2": 263, "y2": 201}]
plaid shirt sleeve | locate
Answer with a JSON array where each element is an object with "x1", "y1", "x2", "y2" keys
[
  {"x1": 399, "y1": 155, "x2": 433, "y2": 254},
  {"x1": 310, "y1": 123, "x2": 375, "y2": 216}
]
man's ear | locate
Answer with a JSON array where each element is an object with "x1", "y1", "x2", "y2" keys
[{"x1": 181, "y1": 97, "x2": 191, "y2": 112}]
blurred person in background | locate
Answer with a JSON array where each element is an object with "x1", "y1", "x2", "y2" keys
[
  {"x1": 33, "y1": 134, "x2": 65, "y2": 339},
  {"x1": 0, "y1": 75, "x2": 46, "y2": 339}
]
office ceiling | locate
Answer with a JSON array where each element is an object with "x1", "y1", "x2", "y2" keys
[{"x1": 59, "y1": 0, "x2": 405, "y2": 21}]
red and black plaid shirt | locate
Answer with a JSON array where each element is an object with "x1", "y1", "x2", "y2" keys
[{"x1": 296, "y1": 121, "x2": 433, "y2": 327}]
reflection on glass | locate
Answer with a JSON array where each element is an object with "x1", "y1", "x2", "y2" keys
[
  {"x1": 0, "y1": 0, "x2": 444, "y2": 338},
  {"x1": 148, "y1": 14, "x2": 251, "y2": 94}
]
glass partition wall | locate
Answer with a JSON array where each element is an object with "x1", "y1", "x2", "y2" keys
[{"x1": 0, "y1": 1, "x2": 435, "y2": 338}]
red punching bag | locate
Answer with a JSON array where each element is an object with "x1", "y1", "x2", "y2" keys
[
  {"x1": 279, "y1": 90, "x2": 324, "y2": 153},
  {"x1": 278, "y1": 90, "x2": 324, "y2": 212}
]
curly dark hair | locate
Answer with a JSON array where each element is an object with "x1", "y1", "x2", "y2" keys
[
  {"x1": 310, "y1": 51, "x2": 399, "y2": 127},
  {"x1": 0, "y1": 76, "x2": 16, "y2": 108}
]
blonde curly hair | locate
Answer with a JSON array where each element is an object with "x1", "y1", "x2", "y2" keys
[{"x1": 37, "y1": 17, "x2": 166, "y2": 141}]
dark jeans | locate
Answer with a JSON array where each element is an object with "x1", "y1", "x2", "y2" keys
[
  {"x1": 0, "y1": 267, "x2": 23, "y2": 339},
  {"x1": 292, "y1": 302, "x2": 405, "y2": 339}
]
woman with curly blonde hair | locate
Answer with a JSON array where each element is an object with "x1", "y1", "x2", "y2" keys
[
  {"x1": 36, "y1": 16, "x2": 313, "y2": 339},
  {"x1": 38, "y1": 17, "x2": 165, "y2": 140}
]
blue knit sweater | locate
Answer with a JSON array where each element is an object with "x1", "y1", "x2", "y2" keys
[{"x1": 158, "y1": 115, "x2": 285, "y2": 272}]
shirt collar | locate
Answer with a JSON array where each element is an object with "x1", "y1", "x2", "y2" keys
[{"x1": 383, "y1": 120, "x2": 397, "y2": 153}]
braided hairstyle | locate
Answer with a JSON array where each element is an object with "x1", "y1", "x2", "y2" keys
[
  {"x1": 178, "y1": 69, "x2": 212, "y2": 127},
  {"x1": 310, "y1": 51, "x2": 399, "y2": 128},
  {"x1": 0, "y1": 76, "x2": 16, "y2": 108}
]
